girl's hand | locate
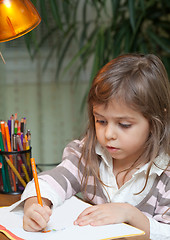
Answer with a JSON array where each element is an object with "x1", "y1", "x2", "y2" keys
[
  {"x1": 23, "y1": 197, "x2": 52, "y2": 232},
  {"x1": 74, "y1": 202, "x2": 130, "y2": 226},
  {"x1": 74, "y1": 202, "x2": 150, "y2": 240}
]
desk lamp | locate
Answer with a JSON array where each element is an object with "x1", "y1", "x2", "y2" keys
[{"x1": 0, "y1": 0, "x2": 41, "y2": 62}]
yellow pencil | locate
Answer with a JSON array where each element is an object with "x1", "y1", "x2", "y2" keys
[
  {"x1": 21, "y1": 163, "x2": 30, "y2": 183},
  {"x1": 26, "y1": 143, "x2": 31, "y2": 172},
  {"x1": 4, "y1": 156, "x2": 26, "y2": 188},
  {"x1": 17, "y1": 155, "x2": 30, "y2": 183}
]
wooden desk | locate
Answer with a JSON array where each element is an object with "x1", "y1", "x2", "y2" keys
[
  {"x1": 0, "y1": 234, "x2": 9, "y2": 240},
  {"x1": 0, "y1": 193, "x2": 21, "y2": 240},
  {"x1": 0, "y1": 234, "x2": 147, "y2": 240},
  {"x1": 0, "y1": 235, "x2": 146, "y2": 240},
  {"x1": 0, "y1": 193, "x2": 21, "y2": 207}
]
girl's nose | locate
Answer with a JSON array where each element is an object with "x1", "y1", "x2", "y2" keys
[{"x1": 105, "y1": 123, "x2": 117, "y2": 140}]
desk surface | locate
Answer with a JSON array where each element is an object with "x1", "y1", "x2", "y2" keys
[
  {"x1": 0, "y1": 234, "x2": 146, "y2": 240},
  {"x1": 0, "y1": 234, "x2": 9, "y2": 240},
  {"x1": 0, "y1": 234, "x2": 147, "y2": 240},
  {"x1": 0, "y1": 194, "x2": 21, "y2": 240},
  {"x1": 0, "y1": 193, "x2": 21, "y2": 207}
]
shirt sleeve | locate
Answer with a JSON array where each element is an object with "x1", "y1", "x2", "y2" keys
[
  {"x1": 149, "y1": 170, "x2": 170, "y2": 239},
  {"x1": 9, "y1": 178, "x2": 63, "y2": 212},
  {"x1": 38, "y1": 140, "x2": 83, "y2": 202},
  {"x1": 149, "y1": 217, "x2": 170, "y2": 240},
  {"x1": 21, "y1": 179, "x2": 63, "y2": 209},
  {"x1": 11, "y1": 139, "x2": 84, "y2": 212}
]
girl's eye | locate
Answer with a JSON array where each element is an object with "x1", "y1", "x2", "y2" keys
[
  {"x1": 119, "y1": 123, "x2": 131, "y2": 128},
  {"x1": 96, "y1": 119, "x2": 107, "y2": 125}
]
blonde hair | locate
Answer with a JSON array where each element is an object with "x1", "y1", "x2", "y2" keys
[{"x1": 80, "y1": 53, "x2": 170, "y2": 197}]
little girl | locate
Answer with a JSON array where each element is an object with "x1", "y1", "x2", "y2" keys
[{"x1": 22, "y1": 54, "x2": 170, "y2": 240}]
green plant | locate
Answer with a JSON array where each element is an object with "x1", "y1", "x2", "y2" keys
[{"x1": 27, "y1": 0, "x2": 170, "y2": 100}]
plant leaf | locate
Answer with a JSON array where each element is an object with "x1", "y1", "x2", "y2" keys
[
  {"x1": 128, "y1": 0, "x2": 136, "y2": 32},
  {"x1": 62, "y1": 0, "x2": 70, "y2": 23},
  {"x1": 49, "y1": 0, "x2": 63, "y2": 30},
  {"x1": 56, "y1": 30, "x2": 76, "y2": 78},
  {"x1": 42, "y1": 43, "x2": 57, "y2": 72},
  {"x1": 147, "y1": 29, "x2": 170, "y2": 53},
  {"x1": 40, "y1": 0, "x2": 49, "y2": 27},
  {"x1": 63, "y1": 26, "x2": 99, "y2": 75},
  {"x1": 162, "y1": 56, "x2": 170, "y2": 77},
  {"x1": 32, "y1": 26, "x2": 58, "y2": 58},
  {"x1": 111, "y1": 0, "x2": 120, "y2": 26},
  {"x1": 63, "y1": 40, "x2": 92, "y2": 75}
]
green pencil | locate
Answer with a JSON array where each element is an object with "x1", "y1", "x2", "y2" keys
[{"x1": 0, "y1": 129, "x2": 11, "y2": 192}]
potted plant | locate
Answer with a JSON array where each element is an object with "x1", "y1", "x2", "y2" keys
[{"x1": 26, "y1": 0, "x2": 170, "y2": 104}]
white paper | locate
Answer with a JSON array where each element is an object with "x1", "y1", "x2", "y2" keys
[{"x1": 0, "y1": 196, "x2": 145, "y2": 240}]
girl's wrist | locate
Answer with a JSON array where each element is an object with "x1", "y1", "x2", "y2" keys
[
  {"x1": 121, "y1": 203, "x2": 135, "y2": 223},
  {"x1": 124, "y1": 203, "x2": 145, "y2": 225},
  {"x1": 24, "y1": 196, "x2": 52, "y2": 212},
  {"x1": 124, "y1": 203, "x2": 136, "y2": 223},
  {"x1": 123, "y1": 203, "x2": 150, "y2": 239},
  {"x1": 42, "y1": 197, "x2": 52, "y2": 208}
]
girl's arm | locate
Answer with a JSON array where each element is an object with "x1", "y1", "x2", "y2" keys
[
  {"x1": 74, "y1": 202, "x2": 150, "y2": 240},
  {"x1": 21, "y1": 140, "x2": 84, "y2": 232}
]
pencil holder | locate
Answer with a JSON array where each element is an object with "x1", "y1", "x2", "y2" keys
[{"x1": 0, "y1": 148, "x2": 32, "y2": 194}]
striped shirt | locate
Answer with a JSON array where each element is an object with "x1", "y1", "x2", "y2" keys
[{"x1": 22, "y1": 139, "x2": 170, "y2": 239}]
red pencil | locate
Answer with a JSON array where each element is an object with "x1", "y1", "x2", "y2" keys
[{"x1": 4, "y1": 122, "x2": 17, "y2": 191}]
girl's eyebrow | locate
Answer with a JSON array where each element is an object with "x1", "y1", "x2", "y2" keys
[
  {"x1": 93, "y1": 112, "x2": 109, "y2": 118},
  {"x1": 93, "y1": 111, "x2": 103, "y2": 117},
  {"x1": 93, "y1": 111, "x2": 136, "y2": 120}
]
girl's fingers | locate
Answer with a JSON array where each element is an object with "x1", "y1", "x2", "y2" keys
[
  {"x1": 31, "y1": 210, "x2": 47, "y2": 227},
  {"x1": 43, "y1": 205, "x2": 52, "y2": 220},
  {"x1": 77, "y1": 206, "x2": 98, "y2": 218},
  {"x1": 23, "y1": 215, "x2": 43, "y2": 232},
  {"x1": 23, "y1": 204, "x2": 52, "y2": 231},
  {"x1": 79, "y1": 212, "x2": 103, "y2": 226},
  {"x1": 28, "y1": 204, "x2": 51, "y2": 221},
  {"x1": 74, "y1": 206, "x2": 99, "y2": 225},
  {"x1": 74, "y1": 203, "x2": 128, "y2": 226}
]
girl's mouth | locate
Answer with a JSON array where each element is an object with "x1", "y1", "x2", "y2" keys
[{"x1": 106, "y1": 146, "x2": 119, "y2": 153}]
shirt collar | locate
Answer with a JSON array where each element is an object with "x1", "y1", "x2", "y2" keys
[
  {"x1": 134, "y1": 153, "x2": 170, "y2": 176},
  {"x1": 95, "y1": 142, "x2": 169, "y2": 176},
  {"x1": 95, "y1": 142, "x2": 113, "y2": 167}
]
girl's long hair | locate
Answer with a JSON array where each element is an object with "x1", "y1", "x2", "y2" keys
[{"x1": 80, "y1": 53, "x2": 170, "y2": 199}]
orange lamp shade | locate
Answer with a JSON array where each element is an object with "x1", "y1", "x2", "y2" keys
[{"x1": 0, "y1": 0, "x2": 41, "y2": 42}]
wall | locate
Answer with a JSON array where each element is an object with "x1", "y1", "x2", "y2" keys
[
  {"x1": 0, "y1": 46, "x2": 6, "y2": 119},
  {"x1": 0, "y1": 47, "x2": 88, "y2": 170}
]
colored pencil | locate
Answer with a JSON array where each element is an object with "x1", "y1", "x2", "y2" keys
[
  {"x1": 0, "y1": 130, "x2": 9, "y2": 192},
  {"x1": 5, "y1": 122, "x2": 17, "y2": 191},
  {"x1": 0, "y1": 115, "x2": 32, "y2": 193},
  {"x1": 30, "y1": 158, "x2": 43, "y2": 206},
  {"x1": 4, "y1": 156, "x2": 26, "y2": 188}
]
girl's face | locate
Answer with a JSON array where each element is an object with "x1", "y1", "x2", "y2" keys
[{"x1": 93, "y1": 99, "x2": 150, "y2": 167}]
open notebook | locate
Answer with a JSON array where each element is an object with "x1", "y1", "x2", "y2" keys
[{"x1": 0, "y1": 196, "x2": 145, "y2": 240}]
